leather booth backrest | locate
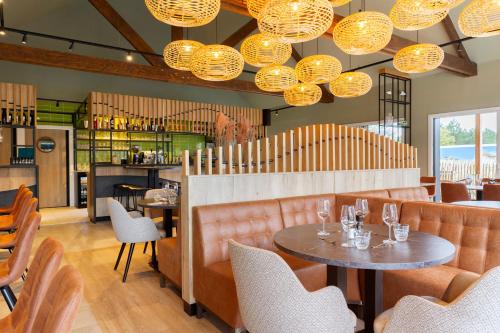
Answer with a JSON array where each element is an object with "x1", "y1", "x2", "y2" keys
[
  {"x1": 388, "y1": 187, "x2": 429, "y2": 201},
  {"x1": 335, "y1": 194, "x2": 403, "y2": 225},
  {"x1": 278, "y1": 194, "x2": 336, "y2": 228},
  {"x1": 441, "y1": 182, "x2": 470, "y2": 203},
  {"x1": 193, "y1": 199, "x2": 283, "y2": 267},
  {"x1": 400, "y1": 201, "x2": 500, "y2": 274},
  {"x1": 345, "y1": 189, "x2": 390, "y2": 198}
]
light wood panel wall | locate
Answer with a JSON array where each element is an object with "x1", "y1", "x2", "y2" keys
[
  {"x1": 88, "y1": 92, "x2": 265, "y2": 138},
  {"x1": 0, "y1": 82, "x2": 37, "y2": 126},
  {"x1": 185, "y1": 123, "x2": 418, "y2": 175}
]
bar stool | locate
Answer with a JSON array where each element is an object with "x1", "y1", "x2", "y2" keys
[
  {"x1": 0, "y1": 185, "x2": 26, "y2": 215},
  {"x1": 0, "y1": 211, "x2": 41, "y2": 310},
  {"x1": 0, "y1": 198, "x2": 38, "y2": 250},
  {"x1": 0, "y1": 193, "x2": 35, "y2": 233}
]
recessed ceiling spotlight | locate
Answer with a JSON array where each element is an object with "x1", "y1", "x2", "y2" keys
[
  {"x1": 126, "y1": 51, "x2": 133, "y2": 62},
  {"x1": 21, "y1": 33, "x2": 27, "y2": 44},
  {"x1": 0, "y1": 29, "x2": 5, "y2": 36}
]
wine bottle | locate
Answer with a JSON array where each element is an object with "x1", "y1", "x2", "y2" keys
[
  {"x1": 125, "y1": 117, "x2": 130, "y2": 130},
  {"x1": 110, "y1": 116, "x2": 115, "y2": 130},
  {"x1": 93, "y1": 116, "x2": 98, "y2": 129}
]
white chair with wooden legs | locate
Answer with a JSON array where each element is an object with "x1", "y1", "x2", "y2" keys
[
  {"x1": 107, "y1": 198, "x2": 161, "y2": 282},
  {"x1": 374, "y1": 267, "x2": 500, "y2": 333},
  {"x1": 228, "y1": 240, "x2": 357, "y2": 333}
]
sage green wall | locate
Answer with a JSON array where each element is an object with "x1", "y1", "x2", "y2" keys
[{"x1": 270, "y1": 58, "x2": 500, "y2": 176}]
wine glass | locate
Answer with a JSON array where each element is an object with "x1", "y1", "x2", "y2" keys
[
  {"x1": 382, "y1": 203, "x2": 398, "y2": 245},
  {"x1": 317, "y1": 199, "x2": 331, "y2": 237},
  {"x1": 355, "y1": 198, "x2": 369, "y2": 228},
  {"x1": 340, "y1": 205, "x2": 355, "y2": 232}
]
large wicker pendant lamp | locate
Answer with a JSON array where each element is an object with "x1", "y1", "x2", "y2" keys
[
  {"x1": 144, "y1": 0, "x2": 220, "y2": 27},
  {"x1": 329, "y1": 72, "x2": 372, "y2": 98},
  {"x1": 393, "y1": 43, "x2": 444, "y2": 73},
  {"x1": 163, "y1": 40, "x2": 204, "y2": 70},
  {"x1": 240, "y1": 34, "x2": 292, "y2": 67},
  {"x1": 333, "y1": 11, "x2": 393, "y2": 55},
  {"x1": 255, "y1": 65, "x2": 298, "y2": 92},
  {"x1": 191, "y1": 45, "x2": 245, "y2": 81},
  {"x1": 247, "y1": 0, "x2": 267, "y2": 18},
  {"x1": 258, "y1": 0, "x2": 334, "y2": 43},
  {"x1": 389, "y1": 2, "x2": 449, "y2": 31},
  {"x1": 284, "y1": 83, "x2": 322, "y2": 106},
  {"x1": 459, "y1": 0, "x2": 500, "y2": 37},
  {"x1": 295, "y1": 55, "x2": 342, "y2": 84},
  {"x1": 396, "y1": 0, "x2": 464, "y2": 14}
]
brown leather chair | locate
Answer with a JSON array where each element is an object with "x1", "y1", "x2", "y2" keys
[
  {"x1": 0, "y1": 211, "x2": 41, "y2": 310},
  {"x1": 482, "y1": 184, "x2": 500, "y2": 201},
  {"x1": 0, "y1": 190, "x2": 34, "y2": 232},
  {"x1": 383, "y1": 201, "x2": 500, "y2": 309},
  {"x1": 0, "y1": 185, "x2": 26, "y2": 215},
  {"x1": 158, "y1": 209, "x2": 182, "y2": 288},
  {"x1": 420, "y1": 176, "x2": 436, "y2": 197},
  {"x1": 30, "y1": 265, "x2": 84, "y2": 333},
  {"x1": 0, "y1": 237, "x2": 64, "y2": 332},
  {"x1": 0, "y1": 198, "x2": 38, "y2": 250},
  {"x1": 440, "y1": 182, "x2": 470, "y2": 203}
]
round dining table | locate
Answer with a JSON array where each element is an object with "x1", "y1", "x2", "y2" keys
[
  {"x1": 137, "y1": 198, "x2": 178, "y2": 238},
  {"x1": 274, "y1": 223, "x2": 456, "y2": 333},
  {"x1": 452, "y1": 200, "x2": 500, "y2": 209}
]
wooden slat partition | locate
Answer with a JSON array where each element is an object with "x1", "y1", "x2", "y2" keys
[
  {"x1": 186, "y1": 123, "x2": 418, "y2": 175},
  {"x1": 0, "y1": 82, "x2": 37, "y2": 126}
]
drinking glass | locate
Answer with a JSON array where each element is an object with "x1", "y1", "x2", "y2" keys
[
  {"x1": 317, "y1": 199, "x2": 331, "y2": 237},
  {"x1": 340, "y1": 205, "x2": 355, "y2": 232},
  {"x1": 394, "y1": 224, "x2": 410, "y2": 242},
  {"x1": 382, "y1": 203, "x2": 398, "y2": 245},
  {"x1": 355, "y1": 198, "x2": 369, "y2": 228},
  {"x1": 355, "y1": 230, "x2": 371, "y2": 250}
]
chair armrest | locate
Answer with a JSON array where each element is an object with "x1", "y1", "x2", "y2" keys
[
  {"x1": 442, "y1": 271, "x2": 481, "y2": 303},
  {"x1": 308, "y1": 286, "x2": 357, "y2": 330}
]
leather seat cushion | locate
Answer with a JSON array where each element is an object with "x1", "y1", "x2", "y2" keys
[
  {"x1": 157, "y1": 237, "x2": 181, "y2": 288},
  {"x1": 383, "y1": 265, "x2": 466, "y2": 309}
]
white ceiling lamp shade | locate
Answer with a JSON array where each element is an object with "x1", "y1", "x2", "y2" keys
[
  {"x1": 389, "y1": 1, "x2": 449, "y2": 30},
  {"x1": 458, "y1": 0, "x2": 500, "y2": 37},
  {"x1": 333, "y1": 11, "x2": 394, "y2": 55},
  {"x1": 396, "y1": 0, "x2": 465, "y2": 14},
  {"x1": 144, "y1": 0, "x2": 220, "y2": 27},
  {"x1": 393, "y1": 43, "x2": 444, "y2": 73},
  {"x1": 258, "y1": 0, "x2": 334, "y2": 43}
]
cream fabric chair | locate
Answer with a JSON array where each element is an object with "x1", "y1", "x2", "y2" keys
[
  {"x1": 228, "y1": 239, "x2": 357, "y2": 333},
  {"x1": 375, "y1": 267, "x2": 500, "y2": 333},
  {"x1": 107, "y1": 198, "x2": 161, "y2": 282}
]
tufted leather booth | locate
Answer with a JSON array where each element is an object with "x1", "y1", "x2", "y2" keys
[
  {"x1": 384, "y1": 201, "x2": 500, "y2": 308},
  {"x1": 387, "y1": 186, "x2": 429, "y2": 201}
]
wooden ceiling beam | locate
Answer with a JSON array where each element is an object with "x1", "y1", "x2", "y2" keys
[
  {"x1": 88, "y1": 0, "x2": 165, "y2": 67},
  {"x1": 442, "y1": 15, "x2": 472, "y2": 63},
  {"x1": 171, "y1": 26, "x2": 184, "y2": 42},
  {"x1": 222, "y1": 19, "x2": 258, "y2": 47},
  {"x1": 0, "y1": 42, "x2": 281, "y2": 96},
  {"x1": 221, "y1": 0, "x2": 477, "y2": 76}
]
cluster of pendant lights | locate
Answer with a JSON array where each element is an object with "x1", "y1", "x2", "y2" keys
[{"x1": 146, "y1": 0, "x2": 500, "y2": 107}]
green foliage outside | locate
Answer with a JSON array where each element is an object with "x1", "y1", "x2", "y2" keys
[{"x1": 440, "y1": 119, "x2": 497, "y2": 146}]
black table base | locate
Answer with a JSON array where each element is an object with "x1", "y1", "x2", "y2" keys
[{"x1": 163, "y1": 208, "x2": 173, "y2": 238}]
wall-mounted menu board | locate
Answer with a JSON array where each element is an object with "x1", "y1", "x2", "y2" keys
[
  {"x1": 0, "y1": 82, "x2": 37, "y2": 127},
  {"x1": 87, "y1": 92, "x2": 265, "y2": 139}
]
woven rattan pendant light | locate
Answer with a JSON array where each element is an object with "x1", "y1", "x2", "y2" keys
[
  {"x1": 284, "y1": 83, "x2": 322, "y2": 106},
  {"x1": 329, "y1": 0, "x2": 352, "y2": 7},
  {"x1": 333, "y1": 11, "x2": 393, "y2": 55},
  {"x1": 255, "y1": 65, "x2": 298, "y2": 92},
  {"x1": 144, "y1": 0, "x2": 220, "y2": 27},
  {"x1": 247, "y1": 0, "x2": 267, "y2": 18},
  {"x1": 240, "y1": 34, "x2": 292, "y2": 67},
  {"x1": 393, "y1": 43, "x2": 444, "y2": 73},
  {"x1": 459, "y1": 0, "x2": 500, "y2": 37},
  {"x1": 396, "y1": 0, "x2": 464, "y2": 14},
  {"x1": 258, "y1": 0, "x2": 334, "y2": 43},
  {"x1": 191, "y1": 45, "x2": 244, "y2": 81},
  {"x1": 295, "y1": 55, "x2": 342, "y2": 84},
  {"x1": 163, "y1": 40, "x2": 204, "y2": 70},
  {"x1": 329, "y1": 72, "x2": 372, "y2": 98},
  {"x1": 389, "y1": 2, "x2": 449, "y2": 30}
]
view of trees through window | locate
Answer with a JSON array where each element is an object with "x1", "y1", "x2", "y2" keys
[{"x1": 440, "y1": 119, "x2": 496, "y2": 146}]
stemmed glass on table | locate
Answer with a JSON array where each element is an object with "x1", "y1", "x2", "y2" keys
[
  {"x1": 340, "y1": 205, "x2": 356, "y2": 247},
  {"x1": 317, "y1": 199, "x2": 331, "y2": 237},
  {"x1": 382, "y1": 203, "x2": 398, "y2": 245},
  {"x1": 355, "y1": 198, "x2": 369, "y2": 229}
]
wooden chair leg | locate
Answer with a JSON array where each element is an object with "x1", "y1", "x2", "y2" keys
[
  {"x1": 122, "y1": 243, "x2": 135, "y2": 283},
  {"x1": 143, "y1": 242, "x2": 148, "y2": 254},
  {"x1": 114, "y1": 243, "x2": 126, "y2": 271}
]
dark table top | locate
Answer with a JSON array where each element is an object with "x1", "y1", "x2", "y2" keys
[
  {"x1": 137, "y1": 198, "x2": 178, "y2": 209},
  {"x1": 124, "y1": 165, "x2": 176, "y2": 170},
  {"x1": 274, "y1": 223, "x2": 456, "y2": 270}
]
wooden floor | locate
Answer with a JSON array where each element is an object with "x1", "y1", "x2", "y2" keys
[{"x1": 0, "y1": 214, "x2": 222, "y2": 333}]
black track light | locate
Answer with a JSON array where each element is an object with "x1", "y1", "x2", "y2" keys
[
  {"x1": 68, "y1": 41, "x2": 74, "y2": 51},
  {"x1": 21, "y1": 33, "x2": 27, "y2": 44}
]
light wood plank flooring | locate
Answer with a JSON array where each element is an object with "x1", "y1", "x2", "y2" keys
[{"x1": 0, "y1": 218, "x2": 221, "y2": 333}]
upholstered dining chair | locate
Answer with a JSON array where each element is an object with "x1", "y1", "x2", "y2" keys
[
  {"x1": 440, "y1": 182, "x2": 470, "y2": 203},
  {"x1": 420, "y1": 176, "x2": 436, "y2": 198},
  {"x1": 374, "y1": 267, "x2": 500, "y2": 333},
  {"x1": 0, "y1": 185, "x2": 26, "y2": 215},
  {"x1": 0, "y1": 237, "x2": 64, "y2": 332},
  {"x1": 228, "y1": 240, "x2": 357, "y2": 333},
  {"x1": 107, "y1": 198, "x2": 161, "y2": 282},
  {"x1": 0, "y1": 211, "x2": 41, "y2": 310},
  {"x1": 0, "y1": 198, "x2": 38, "y2": 250},
  {"x1": 142, "y1": 189, "x2": 167, "y2": 254},
  {"x1": 0, "y1": 189, "x2": 33, "y2": 231},
  {"x1": 482, "y1": 184, "x2": 500, "y2": 201},
  {"x1": 30, "y1": 265, "x2": 84, "y2": 333}
]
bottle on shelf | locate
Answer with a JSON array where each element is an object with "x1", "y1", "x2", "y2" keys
[
  {"x1": 93, "y1": 115, "x2": 98, "y2": 129},
  {"x1": 110, "y1": 115, "x2": 115, "y2": 130},
  {"x1": 22, "y1": 109, "x2": 27, "y2": 126},
  {"x1": 125, "y1": 117, "x2": 130, "y2": 130},
  {"x1": 1, "y1": 109, "x2": 5, "y2": 124}
]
